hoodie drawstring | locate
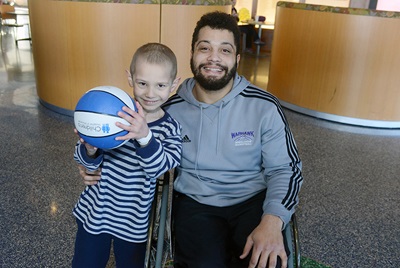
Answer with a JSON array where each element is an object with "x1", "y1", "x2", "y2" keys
[
  {"x1": 216, "y1": 102, "x2": 223, "y2": 153},
  {"x1": 195, "y1": 102, "x2": 224, "y2": 180},
  {"x1": 195, "y1": 105, "x2": 204, "y2": 179}
]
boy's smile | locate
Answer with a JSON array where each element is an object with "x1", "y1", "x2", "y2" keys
[{"x1": 131, "y1": 58, "x2": 178, "y2": 122}]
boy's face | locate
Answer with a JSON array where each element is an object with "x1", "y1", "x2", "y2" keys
[
  {"x1": 190, "y1": 26, "x2": 240, "y2": 92},
  {"x1": 129, "y1": 58, "x2": 179, "y2": 115}
]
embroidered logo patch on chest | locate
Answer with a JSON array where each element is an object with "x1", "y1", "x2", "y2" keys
[{"x1": 231, "y1": 131, "x2": 255, "y2": 146}]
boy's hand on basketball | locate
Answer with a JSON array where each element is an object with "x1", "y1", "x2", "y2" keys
[
  {"x1": 74, "y1": 128, "x2": 98, "y2": 157},
  {"x1": 116, "y1": 102, "x2": 150, "y2": 141}
]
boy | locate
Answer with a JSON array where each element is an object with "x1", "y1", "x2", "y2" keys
[{"x1": 72, "y1": 43, "x2": 182, "y2": 268}]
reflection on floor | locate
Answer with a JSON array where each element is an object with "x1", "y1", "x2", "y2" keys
[
  {"x1": 0, "y1": 30, "x2": 399, "y2": 268},
  {"x1": 237, "y1": 52, "x2": 270, "y2": 90}
]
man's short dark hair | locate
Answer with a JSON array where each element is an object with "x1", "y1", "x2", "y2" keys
[{"x1": 191, "y1": 11, "x2": 241, "y2": 56}]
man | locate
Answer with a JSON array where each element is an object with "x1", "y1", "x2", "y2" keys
[
  {"x1": 79, "y1": 11, "x2": 303, "y2": 268},
  {"x1": 163, "y1": 11, "x2": 303, "y2": 268}
]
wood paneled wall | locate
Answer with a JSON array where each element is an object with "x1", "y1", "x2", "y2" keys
[
  {"x1": 29, "y1": 0, "x2": 229, "y2": 112},
  {"x1": 268, "y1": 6, "x2": 400, "y2": 123}
]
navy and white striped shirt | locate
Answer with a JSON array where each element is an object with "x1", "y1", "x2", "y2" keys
[{"x1": 73, "y1": 112, "x2": 182, "y2": 243}]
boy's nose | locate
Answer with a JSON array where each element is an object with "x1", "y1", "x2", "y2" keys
[{"x1": 145, "y1": 88, "x2": 156, "y2": 98}]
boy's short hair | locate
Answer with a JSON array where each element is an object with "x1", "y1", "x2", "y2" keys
[
  {"x1": 130, "y1": 43, "x2": 178, "y2": 80},
  {"x1": 191, "y1": 11, "x2": 241, "y2": 56}
]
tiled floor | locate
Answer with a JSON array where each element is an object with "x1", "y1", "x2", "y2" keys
[{"x1": 1, "y1": 29, "x2": 399, "y2": 268}]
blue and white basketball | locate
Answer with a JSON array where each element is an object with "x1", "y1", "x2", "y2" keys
[{"x1": 74, "y1": 86, "x2": 137, "y2": 149}]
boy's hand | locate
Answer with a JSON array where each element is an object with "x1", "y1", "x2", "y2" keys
[
  {"x1": 74, "y1": 128, "x2": 98, "y2": 157},
  {"x1": 115, "y1": 101, "x2": 150, "y2": 141}
]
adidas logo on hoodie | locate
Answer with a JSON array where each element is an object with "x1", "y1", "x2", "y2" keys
[{"x1": 182, "y1": 135, "x2": 191, "y2": 143}]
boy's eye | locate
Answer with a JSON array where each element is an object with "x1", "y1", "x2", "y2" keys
[
  {"x1": 158, "y1": 84, "x2": 168, "y2": 89},
  {"x1": 138, "y1": 82, "x2": 146, "y2": 87}
]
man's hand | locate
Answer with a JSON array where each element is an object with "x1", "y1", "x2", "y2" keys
[
  {"x1": 240, "y1": 215, "x2": 287, "y2": 268},
  {"x1": 78, "y1": 164, "x2": 101, "y2": 186}
]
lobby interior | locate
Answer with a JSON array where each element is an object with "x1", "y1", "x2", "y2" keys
[{"x1": 1, "y1": 3, "x2": 400, "y2": 268}]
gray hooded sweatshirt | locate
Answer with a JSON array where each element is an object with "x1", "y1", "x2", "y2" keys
[{"x1": 163, "y1": 74, "x2": 303, "y2": 227}]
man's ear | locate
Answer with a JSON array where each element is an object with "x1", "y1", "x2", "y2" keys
[
  {"x1": 125, "y1": 69, "x2": 133, "y2": 87},
  {"x1": 170, "y1": 77, "x2": 181, "y2": 94}
]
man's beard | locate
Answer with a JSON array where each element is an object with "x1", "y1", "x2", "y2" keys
[{"x1": 190, "y1": 59, "x2": 237, "y2": 91}]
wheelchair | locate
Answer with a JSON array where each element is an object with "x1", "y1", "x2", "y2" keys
[{"x1": 145, "y1": 169, "x2": 301, "y2": 268}]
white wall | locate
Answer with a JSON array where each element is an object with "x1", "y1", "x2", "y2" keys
[
  {"x1": 254, "y1": 0, "x2": 352, "y2": 25},
  {"x1": 377, "y1": 0, "x2": 400, "y2": 11},
  {"x1": 255, "y1": 0, "x2": 299, "y2": 24},
  {"x1": 234, "y1": 0, "x2": 254, "y2": 17},
  {"x1": 239, "y1": 0, "x2": 371, "y2": 26},
  {"x1": 305, "y1": 0, "x2": 349, "y2": 6},
  {"x1": 350, "y1": 0, "x2": 369, "y2": 8}
]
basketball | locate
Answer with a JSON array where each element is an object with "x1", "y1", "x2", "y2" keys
[{"x1": 74, "y1": 86, "x2": 137, "y2": 149}]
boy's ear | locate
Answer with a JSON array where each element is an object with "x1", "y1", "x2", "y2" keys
[
  {"x1": 125, "y1": 70, "x2": 133, "y2": 87},
  {"x1": 170, "y1": 77, "x2": 181, "y2": 93}
]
